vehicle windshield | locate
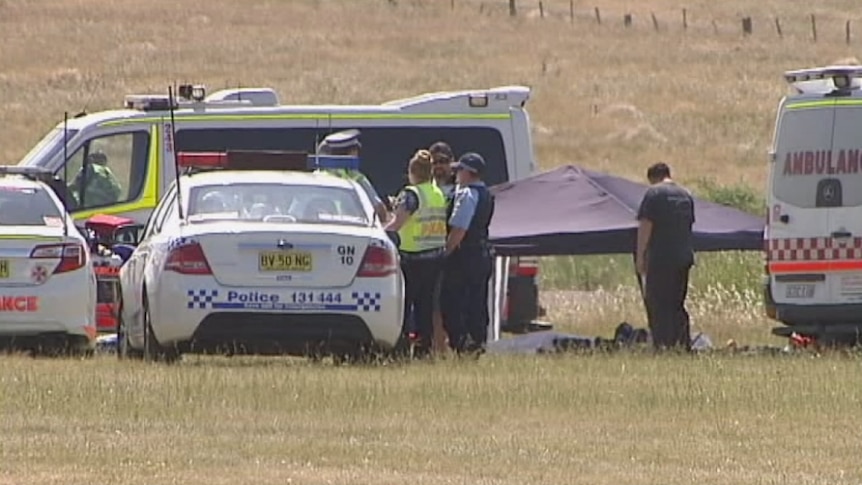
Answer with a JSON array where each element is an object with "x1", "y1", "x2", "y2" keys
[
  {"x1": 18, "y1": 126, "x2": 79, "y2": 168},
  {"x1": 0, "y1": 186, "x2": 63, "y2": 226},
  {"x1": 186, "y1": 183, "x2": 369, "y2": 226}
]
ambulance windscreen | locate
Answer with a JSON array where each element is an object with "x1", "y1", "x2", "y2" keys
[
  {"x1": 0, "y1": 187, "x2": 63, "y2": 226},
  {"x1": 772, "y1": 107, "x2": 862, "y2": 209}
]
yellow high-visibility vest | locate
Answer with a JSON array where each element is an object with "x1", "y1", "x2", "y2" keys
[{"x1": 398, "y1": 182, "x2": 447, "y2": 253}]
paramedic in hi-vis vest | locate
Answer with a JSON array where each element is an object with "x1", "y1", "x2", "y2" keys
[
  {"x1": 385, "y1": 150, "x2": 448, "y2": 356},
  {"x1": 316, "y1": 129, "x2": 390, "y2": 223},
  {"x1": 441, "y1": 152, "x2": 495, "y2": 355}
]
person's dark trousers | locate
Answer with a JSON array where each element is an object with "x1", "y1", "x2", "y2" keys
[
  {"x1": 644, "y1": 263, "x2": 692, "y2": 351},
  {"x1": 440, "y1": 248, "x2": 493, "y2": 352},
  {"x1": 401, "y1": 255, "x2": 442, "y2": 352}
]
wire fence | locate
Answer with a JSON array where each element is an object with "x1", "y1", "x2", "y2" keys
[{"x1": 390, "y1": 0, "x2": 861, "y2": 45}]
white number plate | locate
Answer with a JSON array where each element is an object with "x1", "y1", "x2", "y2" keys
[{"x1": 785, "y1": 284, "x2": 815, "y2": 299}]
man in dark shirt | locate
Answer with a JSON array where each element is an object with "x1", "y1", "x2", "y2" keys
[{"x1": 636, "y1": 162, "x2": 695, "y2": 351}]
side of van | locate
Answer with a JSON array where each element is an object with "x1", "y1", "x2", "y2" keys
[
  {"x1": 765, "y1": 66, "x2": 862, "y2": 340},
  {"x1": 15, "y1": 85, "x2": 545, "y2": 333}
]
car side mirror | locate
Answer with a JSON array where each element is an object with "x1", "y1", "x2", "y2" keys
[{"x1": 113, "y1": 224, "x2": 145, "y2": 246}]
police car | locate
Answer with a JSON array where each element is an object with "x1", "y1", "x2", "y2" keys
[
  {"x1": 766, "y1": 65, "x2": 862, "y2": 342},
  {"x1": 117, "y1": 150, "x2": 404, "y2": 362},
  {"x1": 0, "y1": 167, "x2": 97, "y2": 354}
]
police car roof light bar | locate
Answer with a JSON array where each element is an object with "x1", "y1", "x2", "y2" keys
[
  {"x1": 784, "y1": 65, "x2": 862, "y2": 92},
  {"x1": 176, "y1": 150, "x2": 313, "y2": 172},
  {"x1": 308, "y1": 154, "x2": 361, "y2": 172}
]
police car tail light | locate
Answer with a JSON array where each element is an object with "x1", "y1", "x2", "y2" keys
[
  {"x1": 164, "y1": 242, "x2": 213, "y2": 275},
  {"x1": 30, "y1": 243, "x2": 85, "y2": 274},
  {"x1": 357, "y1": 246, "x2": 397, "y2": 277},
  {"x1": 511, "y1": 257, "x2": 539, "y2": 278}
]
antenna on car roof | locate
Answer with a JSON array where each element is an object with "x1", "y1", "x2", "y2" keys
[
  {"x1": 167, "y1": 85, "x2": 185, "y2": 220},
  {"x1": 62, "y1": 111, "x2": 70, "y2": 237}
]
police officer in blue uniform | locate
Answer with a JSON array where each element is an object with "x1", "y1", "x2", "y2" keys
[{"x1": 440, "y1": 152, "x2": 495, "y2": 355}]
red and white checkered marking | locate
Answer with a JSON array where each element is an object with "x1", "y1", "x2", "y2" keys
[{"x1": 767, "y1": 237, "x2": 862, "y2": 261}]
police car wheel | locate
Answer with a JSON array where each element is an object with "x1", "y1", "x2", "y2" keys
[
  {"x1": 141, "y1": 298, "x2": 180, "y2": 365},
  {"x1": 116, "y1": 298, "x2": 142, "y2": 360}
]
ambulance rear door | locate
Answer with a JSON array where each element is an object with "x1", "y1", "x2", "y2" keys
[
  {"x1": 820, "y1": 101, "x2": 862, "y2": 305},
  {"x1": 768, "y1": 99, "x2": 836, "y2": 307}
]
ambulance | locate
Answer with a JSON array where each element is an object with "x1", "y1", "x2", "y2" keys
[
  {"x1": 765, "y1": 65, "x2": 862, "y2": 341},
  {"x1": 14, "y1": 84, "x2": 544, "y2": 333}
]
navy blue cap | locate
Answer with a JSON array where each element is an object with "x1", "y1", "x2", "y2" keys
[
  {"x1": 320, "y1": 129, "x2": 361, "y2": 152},
  {"x1": 452, "y1": 152, "x2": 485, "y2": 175}
]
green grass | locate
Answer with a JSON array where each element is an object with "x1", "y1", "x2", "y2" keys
[{"x1": 1, "y1": 354, "x2": 861, "y2": 485}]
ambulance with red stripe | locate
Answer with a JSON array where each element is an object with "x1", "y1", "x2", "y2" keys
[
  {"x1": 766, "y1": 65, "x2": 862, "y2": 341},
  {"x1": 15, "y1": 84, "x2": 546, "y2": 335}
]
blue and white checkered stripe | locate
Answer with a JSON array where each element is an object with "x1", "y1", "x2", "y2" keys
[
  {"x1": 187, "y1": 289, "x2": 218, "y2": 309},
  {"x1": 352, "y1": 291, "x2": 381, "y2": 312}
]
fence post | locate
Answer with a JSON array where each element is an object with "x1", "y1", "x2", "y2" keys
[
  {"x1": 539, "y1": 0, "x2": 544, "y2": 18},
  {"x1": 712, "y1": 19, "x2": 718, "y2": 35},
  {"x1": 742, "y1": 17, "x2": 752, "y2": 36},
  {"x1": 774, "y1": 17, "x2": 782, "y2": 38},
  {"x1": 594, "y1": 7, "x2": 601, "y2": 25},
  {"x1": 624, "y1": 13, "x2": 632, "y2": 28},
  {"x1": 811, "y1": 14, "x2": 817, "y2": 42},
  {"x1": 509, "y1": 0, "x2": 517, "y2": 17},
  {"x1": 682, "y1": 8, "x2": 687, "y2": 31},
  {"x1": 570, "y1": 0, "x2": 574, "y2": 24},
  {"x1": 651, "y1": 12, "x2": 659, "y2": 32},
  {"x1": 451, "y1": 0, "x2": 455, "y2": 10},
  {"x1": 847, "y1": 20, "x2": 852, "y2": 44}
]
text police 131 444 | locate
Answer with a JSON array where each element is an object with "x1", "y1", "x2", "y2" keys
[{"x1": 186, "y1": 290, "x2": 382, "y2": 312}]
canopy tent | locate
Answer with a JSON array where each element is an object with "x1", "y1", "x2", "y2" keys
[{"x1": 488, "y1": 165, "x2": 765, "y2": 257}]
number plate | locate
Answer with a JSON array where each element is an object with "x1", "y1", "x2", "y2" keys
[
  {"x1": 785, "y1": 284, "x2": 815, "y2": 299},
  {"x1": 259, "y1": 251, "x2": 313, "y2": 272},
  {"x1": 0, "y1": 260, "x2": 8, "y2": 279}
]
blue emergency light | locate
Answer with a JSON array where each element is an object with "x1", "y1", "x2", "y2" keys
[{"x1": 308, "y1": 155, "x2": 361, "y2": 172}]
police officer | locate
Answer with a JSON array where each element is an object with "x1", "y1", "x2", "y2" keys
[
  {"x1": 69, "y1": 150, "x2": 122, "y2": 208},
  {"x1": 427, "y1": 141, "x2": 457, "y2": 352},
  {"x1": 385, "y1": 149, "x2": 448, "y2": 356},
  {"x1": 440, "y1": 152, "x2": 495, "y2": 355},
  {"x1": 316, "y1": 129, "x2": 390, "y2": 223}
]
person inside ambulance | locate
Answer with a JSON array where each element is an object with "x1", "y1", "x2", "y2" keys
[
  {"x1": 68, "y1": 150, "x2": 123, "y2": 208},
  {"x1": 316, "y1": 129, "x2": 390, "y2": 224}
]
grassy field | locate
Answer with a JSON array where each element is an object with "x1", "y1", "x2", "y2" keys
[
  {"x1": 2, "y1": 1, "x2": 861, "y2": 482},
  {"x1": 2, "y1": 353, "x2": 862, "y2": 485}
]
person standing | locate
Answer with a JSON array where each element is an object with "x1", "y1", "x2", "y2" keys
[
  {"x1": 635, "y1": 162, "x2": 696, "y2": 351},
  {"x1": 316, "y1": 129, "x2": 390, "y2": 223},
  {"x1": 385, "y1": 150, "x2": 448, "y2": 357},
  {"x1": 441, "y1": 152, "x2": 495, "y2": 355},
  {"x1": 427, "y1": 141, "x2": 457, "y2": 352}
]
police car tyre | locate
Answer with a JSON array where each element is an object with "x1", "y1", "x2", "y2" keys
[
  {"x1": 142, "y1": 297, "x2": 180, "y2": 364},
  {"x1": 116, "y1": 297, "x2": 142, "y2": 360}
]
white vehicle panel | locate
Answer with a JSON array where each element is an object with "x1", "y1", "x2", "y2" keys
[{"x1": 768, "y1": 101, "x2": 835, "y2": 306}]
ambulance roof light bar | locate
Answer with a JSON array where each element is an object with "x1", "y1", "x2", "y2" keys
[{"x1": 784, "y1": 65, "x2": 862, "y2": 94}]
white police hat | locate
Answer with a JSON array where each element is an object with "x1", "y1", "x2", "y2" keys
[{"x1": 321, "y1": 129, "x2": 362, "y2": 151}]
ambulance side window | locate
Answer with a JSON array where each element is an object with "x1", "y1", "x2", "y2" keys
[{"x1": 62, "y1": 131, "x2": 150, "y2": 211}]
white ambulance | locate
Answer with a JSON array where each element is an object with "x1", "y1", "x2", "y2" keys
[
  {"x1": 15, "y1": 84, "x2": 544, "y2": 333},
  {"x1": 766, "y1": 65, "x2": 862, "y2": 341}
]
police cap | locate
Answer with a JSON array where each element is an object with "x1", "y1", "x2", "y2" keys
[
  {"x1": 452, "y1": 152, "x2": 485, "y2": 175},
  {"x1": 321, "y1": 129, "x2": 361, "y2": 151}
]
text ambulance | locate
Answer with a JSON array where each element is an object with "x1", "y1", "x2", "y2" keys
[
  {"x1": 15, "y1": 84, "x2": 543, "y2": 333},
  {"x1": 766, "y1": 65, "x2": 862, "y2": 341}
]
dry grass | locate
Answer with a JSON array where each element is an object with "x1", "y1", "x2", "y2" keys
[
  {"x1": 2, "y1": 354, "x2": 862, "y2": 485},
  {"x1": 1, "y1": 2, "x2": 861, "y2": 482}
]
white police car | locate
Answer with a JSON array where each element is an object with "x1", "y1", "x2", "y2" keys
[
  {"x1": 117, "y1": 151, "x2": 404, "y2": 362},
  {"x1": 0, "y1": 167, "x2": 97, "y2": 354}
]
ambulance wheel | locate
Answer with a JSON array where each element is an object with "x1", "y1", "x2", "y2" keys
[
  {"x1": 117, "y1": 298, "x2": 143, "y2": 360},
  {"x1": 141, "y1": 297, "x2": 180, "y2": 365}
]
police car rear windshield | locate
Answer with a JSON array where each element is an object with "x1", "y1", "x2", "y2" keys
[
  {"x1": 187, "y1": 183, "x2": 369, "y2": 226},
  {"x1": 0, "y1": 187, "x2": 63, "y2": 226}
]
